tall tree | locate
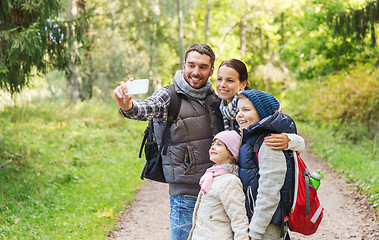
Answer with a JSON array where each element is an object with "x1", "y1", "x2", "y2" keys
[
  {"x1": 77, "y1": 0, "x2": 179, "y2": 99},
  {"x1": 240, "y1": 0, "x2": 248, "y2": 57},
  {"x1": 0, "y1": 0, "x2": 89, "y2": 95},
  {"x1": 66, "y1": 0, "x2": 80, "y2": 102},
  {"x1": 327, "y1": 0, "x2": 378, "y2": 47},
  {"x1": 177, "y1": 0, "x2": 184, "y2": 67},
  {"x1": 205, "y1": 0, "x2": 211, "y2": 44}
]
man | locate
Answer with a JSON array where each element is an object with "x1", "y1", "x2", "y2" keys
[{"x1": 113, "y1": 44, "x2": 223, "y2": 240}]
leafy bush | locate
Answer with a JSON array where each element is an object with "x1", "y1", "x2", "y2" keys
[
  {"x1": 283, "y1": 65, "x2": 378, "y2": 141},
  {"x1": 281, "y1": 64, "x2": 379, "y2": 211}
]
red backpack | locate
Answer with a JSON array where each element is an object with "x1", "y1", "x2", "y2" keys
[{"x1": 285, "y1": 151, "x2": 324, "y2": 235}]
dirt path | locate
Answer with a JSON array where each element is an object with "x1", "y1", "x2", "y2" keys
[{"x1": 109, "y1": 139, "x2": 378, "y2": 240}]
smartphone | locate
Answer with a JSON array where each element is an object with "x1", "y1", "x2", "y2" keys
[{"x1": 126, "y1": 79, "x2": 149, "y2": 95}]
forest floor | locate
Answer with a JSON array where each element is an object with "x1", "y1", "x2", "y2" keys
[{"x1": 108, "y1": 138, "x2": 379, "y2": 240}]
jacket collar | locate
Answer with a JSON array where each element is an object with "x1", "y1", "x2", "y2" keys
[{"x1": 242, "y1": 111, "x2": 297, "y2": 140}]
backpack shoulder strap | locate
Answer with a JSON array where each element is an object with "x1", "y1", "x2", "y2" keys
[
  {"x1": 138, "y1": 85, "x2": 182, "y2": 158},
  {"x1": 161, "y1": 84, "x2": 182, "y2": 155},
  {"x1": 138, "y1": 120, "x2": 153, "y2": 158},
  {"x1": 253, "y1": 132, "x2": 271, "y2": 153},
  {"x1": 166, "y1": 84, "x2": 182, "y2": 123}
]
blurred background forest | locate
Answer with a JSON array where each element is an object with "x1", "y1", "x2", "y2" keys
[
  {"x1": 1, "y1": 0, "x2": 378, "y2": 139},
  {"x1": 0, "y1": 0, "x2": 378, "y2": 238}
]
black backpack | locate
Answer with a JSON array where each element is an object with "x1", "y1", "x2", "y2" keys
[{"x1": 138, "y1": 84, "x2": 182, "y2": 183}]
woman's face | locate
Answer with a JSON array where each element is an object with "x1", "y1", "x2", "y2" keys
[{"x1": 216, "y1": 66, "x2": 247, "y2": 103}]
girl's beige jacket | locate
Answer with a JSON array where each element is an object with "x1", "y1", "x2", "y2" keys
[{"x1": 188, "y1": 173, "x2": 249, "y2": 240}]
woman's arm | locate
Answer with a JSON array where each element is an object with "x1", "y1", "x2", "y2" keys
[{"x1": 264, "y1": 133, "x2": 305, "y2": 153}]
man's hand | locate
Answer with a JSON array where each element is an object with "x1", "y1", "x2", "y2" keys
[
  {"x1": 113, "y1": 79, "x2": 134, "y2": 111},
  {"x1": 264, "y1": 133, "x2": 290, "y2": 150}
]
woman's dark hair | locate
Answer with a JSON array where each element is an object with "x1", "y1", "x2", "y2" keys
[{"x1": 219, "y1": 59, "x2": 248, "y2": 84}]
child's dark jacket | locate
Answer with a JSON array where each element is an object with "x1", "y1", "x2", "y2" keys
[{"x1": 239, "y1": 111, "x2": 296, "y2": 231}]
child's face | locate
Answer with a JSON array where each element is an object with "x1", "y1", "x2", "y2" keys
[
  {"x1": 209, "y1": 139, "x2": 234, "y2": 165},
  {"x1": 236, "y1": 95, "x2": 261, "y2": 129}
]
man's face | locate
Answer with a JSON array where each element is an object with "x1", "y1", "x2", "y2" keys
[{"x1": 182, "y1": 51, "x2": 214, "y2": 89}]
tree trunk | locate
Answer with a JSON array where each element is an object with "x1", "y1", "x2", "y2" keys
[
  {"x1": 371, "y1": 22, "x2": 376, "y2": 47},
  {"x1": 240, "y1": 0, "x2": 247, "y2": 57},
  {"x1": 77, "y1": 0, "x2": 92, "y2": 101},
  {"x1": 190, "y1": 15, "x2": 197, "y2": 33},
  {"x1": 177, "y1": 0, "x2": 184, "y2": 68},
  {"x1": 259, "y1": 27, "x2": 264, "y2": 62},
  {"x1": 66, "y1": 0, "x2": 79, "y2": 103},
  {"x1": 240, "y1": 16, "x2": 247, "y2": 57},
  {"x1": 280, "y1": 12, "x2": 284, "y2": 46},
  {"x1": 205, "y1": 1, "x2": 211, "y2": 44}
]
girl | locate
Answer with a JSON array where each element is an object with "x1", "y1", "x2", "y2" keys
[
  {"x1": 188, "y1": 130, "x2": 249, "y2": 240},
  {"x1": 216, "y1": 59, "x2": 304, "y2": 152},
  {"x1": 236, "y1": 90, "x2": 297, "y2": 240}
]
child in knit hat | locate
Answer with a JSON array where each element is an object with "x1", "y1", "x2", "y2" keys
[
  {"x1": 187, "y1": 130, "x2": 249, "y2": 240},
  {"x1": 236, "y1": 90, "x2": 297, "y2": 240}
]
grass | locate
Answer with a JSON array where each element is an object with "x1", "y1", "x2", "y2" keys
[
  {"x1": 295, "y1": 121, "x2": 379, "y2": 210},
  {"x1": 0, "y1": 100, "x2": 147, "y2": 239}
]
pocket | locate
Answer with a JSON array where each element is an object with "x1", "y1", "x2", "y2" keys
[
  {"x1": 144, "y1": 142, "x2": 158, "y2": 160},
  {"x1": 183, "y1": 146, "x2": 195, "y2": 175}
]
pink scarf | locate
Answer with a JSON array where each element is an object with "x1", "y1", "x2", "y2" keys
[{"x1": 200, "y1": 165, "x2": 231, "y2": 194}]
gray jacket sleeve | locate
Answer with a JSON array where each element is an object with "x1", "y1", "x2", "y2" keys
[
  {"x1": 285, "y1": 133, "x2": 305, "y2": 153},
  {"x1": 248, "y1": 144, "x2": 287, "y2": 239}
]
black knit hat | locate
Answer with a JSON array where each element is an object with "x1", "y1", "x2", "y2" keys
[{"x1": 239, "y1": 90, "x2": 280, "y2": 119}]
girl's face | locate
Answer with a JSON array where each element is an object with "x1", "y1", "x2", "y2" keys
[
  {"x1": 216, "y1": 66, "x2": 247, "y2": 103},
  {"x1": 236, "y1": 95, "x2": 261, "y2": 129},
  {"x1": 209, "y1": 139, "x2": 234, "y2": 165}
]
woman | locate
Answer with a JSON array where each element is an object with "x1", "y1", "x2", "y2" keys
[{"x1": 216, "y1": 59, "x2": 304, "y2": 151}]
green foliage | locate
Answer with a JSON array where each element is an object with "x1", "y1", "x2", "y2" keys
[
  {"x1": 0, "y1": 100, "x2": 147, "y2": 238},
  {"x1": 281, "y1": 64, "x2": 378, "y2": 207},
  {"x1": 1, "y1": 0, "x2": 378, "y2": 97},
  {"x1": 283, "y1": 65, "x2": 378, "y2": 141},
  {"x1": 0, "y1": 0, "x2": 90, "y2": 94},
  {"x1": 79, "y1": 0, "x2": 308, "y2": 96},
  {"x1": 78, "y1": 0, "x2": 180, "y2": 100},
  {"x1": 295, "y1": 121, "x2": 379, "y2": 210},
  {"x1": 279, "y1": 0, "x2": 379, "y2": 81},
  {"x1": 326, "y1": 0, "x2": 379, "y2": 46}
]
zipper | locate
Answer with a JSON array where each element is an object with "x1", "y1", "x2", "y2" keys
[{"x1": 247, "y1": 186, "x2": 255, "y2": 215}]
